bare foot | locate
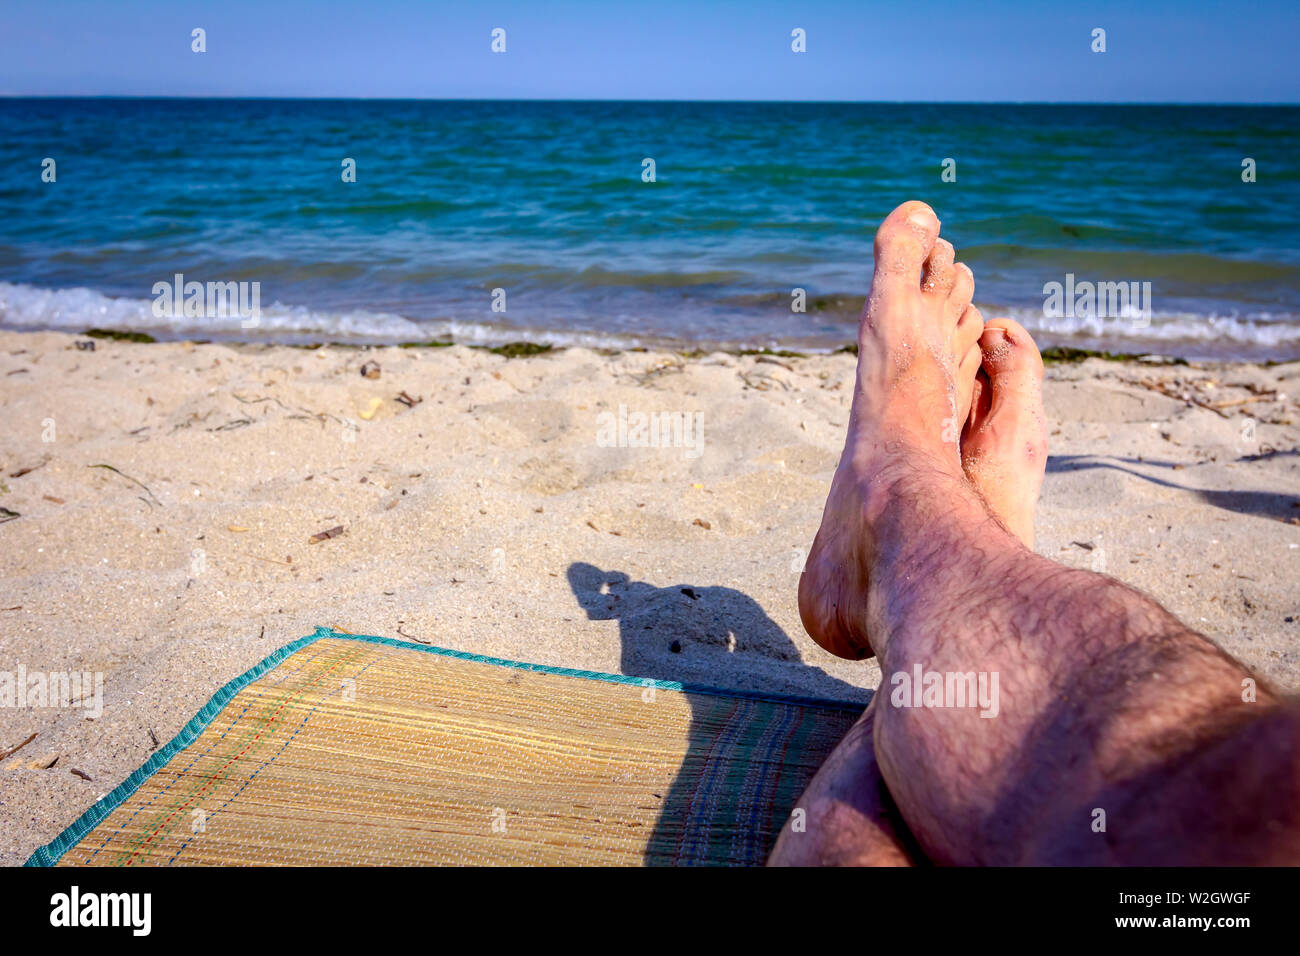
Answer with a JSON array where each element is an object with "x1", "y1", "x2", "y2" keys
[
  {"x1": 961, "y1": 318, "x2": 1048, "y2": 548},
  {"x1": 799, "y1": 201, "x2": 982, "y2": 660},
  {"x1": 773, "y1": 322, "x2": 1049, "y2": 865}
]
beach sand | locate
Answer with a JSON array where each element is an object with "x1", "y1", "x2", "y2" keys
[{"x1": 1, "y1": 329, "x2": 1298, "y2": 865}]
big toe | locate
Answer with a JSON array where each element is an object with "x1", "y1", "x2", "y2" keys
[
  {"x1": 976, "y1": 318, "x2": 1044, "y2": 396},
  {"x1": 871, "y1": 201, "x2": 941, "y2": 292}
]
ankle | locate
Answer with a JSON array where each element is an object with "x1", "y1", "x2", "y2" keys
[
  {"x1": 862, "y1": 470, "x2": 1017, "y2": 657},
  {"x1": 846, "y1": 440, "x2": 966, "y2": 531},
  {"x1": 844, "y1": 425, "x2": 962, "y2": 504}
]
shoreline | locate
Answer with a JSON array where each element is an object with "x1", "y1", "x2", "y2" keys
[
  {"x1": 44, "y1": 324, "x2": 1300, "y2": 366},
  {"x1": 38, "y1": 324, "x2": 1250, "y2": 367},
  {"x1": 6, "y1": 282, "x2": 1300, "y2": 365}
]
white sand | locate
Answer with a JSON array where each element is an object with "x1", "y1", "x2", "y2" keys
[{"x1": 1, "y1": 329, "x2": 1297, "y2": 864}]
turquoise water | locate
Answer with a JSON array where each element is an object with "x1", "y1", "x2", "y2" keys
[{"x1": 1, "y1": 99, "x2": 1297, "y2": 359}]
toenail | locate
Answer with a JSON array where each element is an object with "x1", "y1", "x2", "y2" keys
[
  {"x1": 907, "y1": 209, "x2": 937, "y2": 230},
  {"x1": 982, "y1": 329, "x2": 1011, "y2": 353}
]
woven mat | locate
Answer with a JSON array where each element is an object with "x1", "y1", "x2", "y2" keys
[{"x1": 27, "y1": 628, "x2": 860, "y2": 866}]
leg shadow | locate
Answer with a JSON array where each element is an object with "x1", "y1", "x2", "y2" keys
[
  {"x1": 567, "y1": 561, "x2": 867, "y2": 865},
  {"x1": 1047, "y1": 453, "x2": 1300, "y2": 522}
]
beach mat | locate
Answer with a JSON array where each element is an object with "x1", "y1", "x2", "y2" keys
[{"x1": 27, "y1": 627, "x2": 861, "y2": 866}]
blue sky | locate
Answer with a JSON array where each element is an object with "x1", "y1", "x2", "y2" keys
[{"x1": 2, "y1": 0, "x2": 1297, "y2": 102}]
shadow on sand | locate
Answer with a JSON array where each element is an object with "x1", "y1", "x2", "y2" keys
[
  {"x1": 1047, "y1": 452, "x2": 1299, "y2": 522},
  {"x1": 567, "y1": 560, "x2": 866, "y2": 865}
]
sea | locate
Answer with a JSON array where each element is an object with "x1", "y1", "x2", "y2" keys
[{"x1": 1, "y1": 98, "x2": 1297, "y2": 360}]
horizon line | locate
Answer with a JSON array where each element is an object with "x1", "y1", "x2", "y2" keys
[{"x1": 1, "y1": 94, "x2": 1298, "y2": 107}]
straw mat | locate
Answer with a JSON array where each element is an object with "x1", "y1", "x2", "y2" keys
[{"x1": 27, "y1": 628, "x2": 861, "y2": 866}]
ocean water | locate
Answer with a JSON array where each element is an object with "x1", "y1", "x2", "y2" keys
[{"x1": 1, "y1": 98, "x2": 1298, "y2": 360}]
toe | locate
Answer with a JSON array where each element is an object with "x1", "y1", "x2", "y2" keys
[
  {"x1": 921, "y1": 238, "x2": 955, "y2": 297},
  {"x1": 872, "y1": 201, "x2": 941, "y2": 292},
  {"x1": 947, "y1": 263, "x2": 975, "y2": 324},
  {"x1": 954, "y1": 340, "x2": 983, "y2": 431},
  {"x1": 979, "y1": 317, "x2": 1044, "y2": 387},
  {"x1": 952, "y1": 305, "x2": 985, "y2": 423},
  {"x1": 955, "y1": 303, "x2": 984, "y2": 353},
  {"x1": 966, "y1": 366, "x2": 992, "y2": 430}
]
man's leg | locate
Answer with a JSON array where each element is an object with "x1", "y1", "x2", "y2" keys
[
  {"x1": 798, "y1": 200, "x2": 1300, "y2": 865},
  {"x1": 770, "y1": 313, "x2": 1050, "y2": 866}
]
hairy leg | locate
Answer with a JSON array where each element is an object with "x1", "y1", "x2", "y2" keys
[
  {"x1": 775, "y1": 206, "x2": 980, "y2": 865},
  {"x1": 773, "y1": 274, "x2": 1053, "y2": 867},
  {"x1": 800, "y1": 200, "x2": 1300, "y2": 865},
  {"x1": 772, "y1": 315, "x2": 1057, "y2": 866},
  {"x1": 868, "y1": 471, "x2": 1299, "y2": 864}
]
